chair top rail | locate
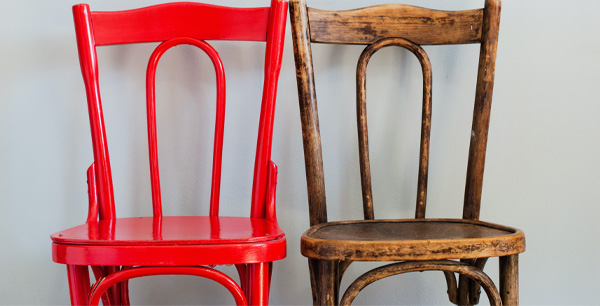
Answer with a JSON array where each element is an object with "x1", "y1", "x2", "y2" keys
[
  {"x1": 308, "y1": 4, "x2": 483, "y2": 45},
  {"x1": 82, "y1": 2, "x2": 271, "y2": 46}
]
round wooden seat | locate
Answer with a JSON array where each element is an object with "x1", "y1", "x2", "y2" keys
[{"x1": 301, "y1": 218, "x2": 525, "y2": 261}]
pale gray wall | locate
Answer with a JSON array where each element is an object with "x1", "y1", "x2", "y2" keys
[{"x1": 1, "y1": 0, "x2": 599, "y2": 304}]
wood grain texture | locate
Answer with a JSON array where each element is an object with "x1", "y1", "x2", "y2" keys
[
  {"x1": 290, "y1": 0, "x2": 328, "y2": 227},
  {"x1": 308, "y1": 4, "x2": 483, "y2": 45},
  {"x1": 442, "y1": 270, "x2": 459, "y2": 304},
  {"x1": 301, "y1": 219, "x2": 525, "y2": 261},
  {"x1": 463, "y1": 0, "x2": 502, "y2": 220},
  {"x1": 500, "y1": 254, "x2": 519, "y2": 306}
]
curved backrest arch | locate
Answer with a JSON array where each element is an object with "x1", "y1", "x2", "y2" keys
[
  {"x1": 146, "y1": 38, "x2": 226, "y2": 218},
  {"x1": 356, "y1": 38, "x2": 432, "y2": 220}
]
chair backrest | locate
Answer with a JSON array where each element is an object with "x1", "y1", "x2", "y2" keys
[
  {"x1": 290, "y1": 0, "x2": 501, "y2": 226},
  {"x1": 74, "y1": 1, "x2": 288, "y2": 222}
]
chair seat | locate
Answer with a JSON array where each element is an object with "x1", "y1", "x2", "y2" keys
[
  {"x1": 301, "y1": 218, "x2": 524, "y2": 261},
  {"x1": 52, "y1": 216, "x2": 286, "y2": 266}
]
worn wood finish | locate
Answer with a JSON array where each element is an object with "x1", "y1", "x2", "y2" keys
[
  {"x1": 308, "y1": 5, "x2": 483, "y2": 45},
  {"x1": 338, "y1": 261, "x2": 501, "y2": 306},
  {"x1": 290, "y1": 0, "x2": 524, "y2": 305},
  {"x1": 456, "y1": 257, "x2": 488, "y2": 305},
  {"x1": 457, "y1": 269, "x2": 471, "y2": 305},
  {"x1": 290, "y1": 0, "x2": 328, "y2": 227},
  {"x1": 463, "y1": 0, "x2": 502, "y2": 221},
  {"x1": 301, "y1": 219, "x2": 524, "y2": 261},
  {"x1": 443, "y1": 270, "x2": 459, "y2": 304},
  {"x1": 500, "y1": 255, "x2": 519, "y2": 306},
  {"x1": 356, "y1": 37, "x2": 432, "y2": 220},
  {"x1": 317, "y1": 260, "x2": 341, "y2": 305},
  {"x1": 470, "y1": 258, "x2": 489, "y2": 304}
]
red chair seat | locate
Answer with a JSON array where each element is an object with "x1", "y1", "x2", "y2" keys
[{"x1": 52, "y1": 216, "x2": 286, "y2": 266}]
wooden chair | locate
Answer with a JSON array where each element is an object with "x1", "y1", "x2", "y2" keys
[
  {"x1": 51, "y1": 1, "x2": 288, "y2": 305},
  {"x1": 289, "y1": 0, "x2": 525, "y2": 305}
]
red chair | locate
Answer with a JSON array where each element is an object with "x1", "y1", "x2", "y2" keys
[{"x1": 51, "y1": 1, "x2": 288, "y2": 305}]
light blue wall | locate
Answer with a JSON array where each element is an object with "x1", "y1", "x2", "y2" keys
[{"x1": 1, "y1": 0, "x2": 598, "y2": 304}]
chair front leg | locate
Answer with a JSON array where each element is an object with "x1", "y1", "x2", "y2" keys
[
  {"x1": 309, "y1": 259, "x2": 341, "y2": 306},
  {"x1": 500, "y1": 254, "x2": 518, "y2": 306},
  {"x1": 248, "y1": 262, "x2": 271, "y2": 306},
  {"x1": 66, "y1": 265, "x2": 90, "y2": 306}
]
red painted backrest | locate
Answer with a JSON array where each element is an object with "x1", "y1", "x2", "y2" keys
[{"x1": 73, "y1": 1, "x2": 288, "y2": 221}]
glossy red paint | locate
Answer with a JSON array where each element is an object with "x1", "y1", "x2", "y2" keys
[
  {"x1": 52, "y1": 217, "x2": 284, "y2": 246},
  {"x1": 88, "y1": 267, "x2": 247, "y2": 306},
  {"x1": 91, "y1": 3, "x2": 271, "y2": 46},
  {"x1": 52, "y1": 1, "x2": 288, "y2": 305},
  {"x1": 145, "y1": 37, "x2": 226, "y2": 217}
]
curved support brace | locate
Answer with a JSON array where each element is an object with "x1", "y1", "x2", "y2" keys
[
  {"x1": 469, "y1": 257, "x2": 490, "y2": 304},
  {"x1": 339, "y1": 260, "x2": 501, "y2": 306},
  {"x1": 90, "y1": 266, "x2": 120, "y2": 305},
  {"x1": 89, "y1": 266, "x2": 247, "y2": 306},
  {"x1": 356, "y1": 37, "x2": 433, "y2": 220},
  {"x1": 146, "y1": 37, "x2": 226, "y2": 218},
  {"x1": 457, "y1": 257, "x2": 490, "y2": 305}
]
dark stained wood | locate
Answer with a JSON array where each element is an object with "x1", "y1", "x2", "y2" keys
[
  {"x1": 457, "y1": 270, "x2": 471, "y2": 306},
  {"x1": 308, "y1": 5, "x2": 484, "y2": 45},
  {"x1": 457, "y1": 257, "x2": 488, "y2": 305},
  {"x1": 500, "y1": 254, "x2": 519, "y2": 306},
  {"x1": 290, "y1": 0, "x2": 328, "y2": 227},
  {"x1": 338, "y1": 261, "x2": 501, "y2": 306},
  {"x1": 463, "y1": 0, "x2": 502, "y2": 221},
  {"x1": 289, "y1": 0, "x2": 522, "y2": 305},
  {"x1": 356, "y1": 37, "x2": 432, "y2": 220},
  {"x1": 309, "y1": 259, "x2": 341, "y2": 305},
  {"x1": 442, "y1": 270, "x2": 459, "y2": 304},
  {"x1": 470, "y1": 258, "x2": 489, "y2": 304},
  {"x1": 307, "y1": 259, "x2": 319, "y2": 304},
  {"x1": 301, "y1": 219, "x2": 525, "y2": 261}
]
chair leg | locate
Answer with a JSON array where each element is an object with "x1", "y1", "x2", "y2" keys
[
  {"x1": 442, "y1": 271, "x2": 458, "y2": 304},
  {"x1": 309, "y1": 259, "x2": 340, "y2": 306},
  {"x1": 120, "y1": 279, "x2": 130, "y2": 305},
  {"x1": 66, "y1": 265, "x2": 90, "y2": 306},
  {"x1": 91, "y1": 266, "x2": 111, "y2": 305},
  {"x1": 236, "y1": 264, "x2": 249, "y2": 297},
  {"x1": 457, "y1": 258, "x2": 475, "y2": 306},
  {"x1": 104, "y1": 266, "x2": 122, "y2": 305},
  {"x1": 248, "y1": 262, "x2": 270, "y2": 305},
  {"x1": 457, "y1": 273, "x2": 471, "y2": 306},
  {"x1": 119, "y1": 266, "x2": 132, "y2": 305},
  {"x1": 500, "y1": 255, "x2": 518, "y2": 306}
]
